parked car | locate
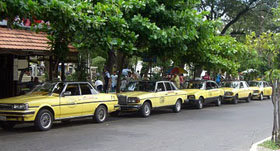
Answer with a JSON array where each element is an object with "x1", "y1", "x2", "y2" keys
[
  {"x1": 182, "y1": 80, "x2": 224, "y2": 109},
  {"x1": 0, "y1": 82, "x2": 119, "y2": 131},
  {"x1": 117, "y1": 81, "x2": 188, "y2": 117},
  {"x1": 248, "y1": 81, "x2": 272, "y2": 100},
  {"x1": 221, "y1": 81, "x2": 253, "y2": 104}
]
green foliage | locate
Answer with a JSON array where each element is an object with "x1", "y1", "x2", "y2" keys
[{"x1": 92, "y1": 56, "x2": 106, "y2": 73}]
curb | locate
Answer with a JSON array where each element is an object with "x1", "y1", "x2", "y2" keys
[{"x1": 250, "y1": 136, "x2": 271, "y2": 151}]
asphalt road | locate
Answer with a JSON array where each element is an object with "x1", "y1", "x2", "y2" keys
[{"x1": 0, "y1": 99, "x2": 273, "y2": 151}]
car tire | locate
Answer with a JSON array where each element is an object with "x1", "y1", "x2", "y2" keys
[
  {"x1": 246, "y1": 94, "x2": 251, "y2": 103},
  {"x1": 34, "y1": 109, "x2": 53, "y2": 131},
  {"x1": 196, "y1": 97, "x2": 203, "y2": 109},
  {"x1": 173, "y1": 100, "x2": 182, "y2": 113},
  {"x1": 140, "y1": 102, "x2": 151, "y2": 117},
  {"x1": 216, "y1": 97, "x2": 222, "y2": 106},
  {"x1": 233, "y1": 95, "x2": 238, "y2": 104},
  {"x1": 93, "y1": 105, "x2": 107, "y2": 123},
  {"x1": 109, "y1": 111, "x2": 120, "y2": 117},
  {"x1": 0, "y1": 122, "x2": 16, "y2": 130},
  {"x1": 259, "y1": 93, "x2": 264, "y2": 101}
]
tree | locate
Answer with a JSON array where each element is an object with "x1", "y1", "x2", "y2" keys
[
  {"x1": 199, "y1": 0, "x2": 278, "y2": 36},
  {"x1": 246, "y1": 31, "x2": 280, "y2": 144}
]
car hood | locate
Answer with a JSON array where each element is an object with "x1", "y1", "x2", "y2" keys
[
  {"x1": 220, "y1": 87, "x2": 236, "y2": 92},
  {"x1": 118, "y1": 91, "x2": 152, "y2": 98},
  {"x1": 0, "y1": 94, "x2": 58, "y2": 104}
]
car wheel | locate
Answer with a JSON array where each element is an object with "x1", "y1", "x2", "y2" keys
[
  {"x1": 246, "y1": 94, "x2": 251, "y2": 103},
  {"x1": 259, "y1": 93, "x2": 264, "y2": 101},
  {"x1": 109, "y1": 110, "x2": 120, "y2": 117},
  {"x1": 196, "y1": 97, "x2": 203, "y2": 109},
  {"x1": 93, "y1": 105, "x2": 107, "y2": 123},
  {"x1": 140, "y1": 102, "x2": 151, "y2": 117},
  {"x1": 34, "y1": 109, "x2": 53, "y2": 131},
  {"x1": 233, "y1": 95, "x2": 238, "y2": 104},
  {"x1": 0, "y1": 122, "x2": 16, "y2": 130},
  {"x1": 173, "y1": 100, "x2": 182, "y2": 113},
  {"x1": 268, "y1": 95, "x2": 271, "y2": 99},
  {"x1": 216, "y1": 97, "x2": 222, "y2": 106}
]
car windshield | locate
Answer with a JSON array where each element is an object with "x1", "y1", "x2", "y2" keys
[
  {"x1": 124, "y1": 81, "x2": 155, "y2": 92},
  {"x1": 222, "y1": 82, "x2": 239, "y2": 88},
  {"x1": 249, "y1": 81, "x2": 261, "y2": 87},
  {"x1": 186, "y1": 81, "x2": 204, "y2": 89},
  {"x1": 28, "y1": 82, "x2": 64, "y2": 95}
]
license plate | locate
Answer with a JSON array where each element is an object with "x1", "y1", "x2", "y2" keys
[{"x1": 0, "y1": 116, "x2": 6, "y2": 121}]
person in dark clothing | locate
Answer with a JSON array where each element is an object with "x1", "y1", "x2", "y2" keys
[{"x1": 103, "y1": 69, "x2": 111, "y2": 93}]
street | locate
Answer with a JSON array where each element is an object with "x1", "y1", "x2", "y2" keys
[{"x1": 0, "y1": 99, "x2": 272, "y2": 151}]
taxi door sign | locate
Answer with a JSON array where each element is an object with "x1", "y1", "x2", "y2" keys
[{"x1": 160, "y1": 96, "x2": 165, "y2": 103}]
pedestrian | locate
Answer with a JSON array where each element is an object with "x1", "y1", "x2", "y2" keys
[
  {"x1": 172, "y1": 74, "x2": 180, "y2": 88},
  {"x1": 131, "y1": 69, "x2": 139, "y2": 80},
  {"x1": 216, "y1": 73, "x2": 222, "y2": 85},
  {"x1": 103, "y1": 69, "x2": 111, "y2": 93},
  {"x1": 179, "y1": 74, "x2": 184, "y2": 88},
  {"x1": 111, "y1": 71, "x2": 118, "y2": 92},
  {"x1": 120, "y1": 76, "x2": 128, "y2": 91},
  {"x1": 203, "y1": 72, "x2": 211, "y2": 80},
  {"x1": 95, "y1": 78, "x2": 103, "y2": 92}
]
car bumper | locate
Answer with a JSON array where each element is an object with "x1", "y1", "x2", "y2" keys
[
  {"x1": 119, "y1": 104, "x2": 142, "y2": 111},
  {"x1": 0, "y1": 110, "x2": 36, "y2": 122},
  {"x1": 223, "y1": 96, "x2": 234, "y2": 101},
  {"x1": 252, "y1": 93, "x2": 260, "y2": 97}
]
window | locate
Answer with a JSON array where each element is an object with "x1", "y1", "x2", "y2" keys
[
  {"x1": 165, "y1": 82, "x2": 172, "y2": 91},
  {"x1": 65, "y1": 84, "x2": 80, "y2": 96},
  {"x1": 211, "y1": 82, "x2": 218, "y2": 89},
  {"x1": 170, "y1": 83, "x2": 177, "y2": 90},
  {"x1": 157, "y1": 83, "x2": 165, "y2": 92},
  {"x1": 206, "y1": 82, "x2": 212, "y2": 89},
  {"x1": 240, "y1": 82, "x2": 244, "y2": 88},
  {"x1": 80, "y1": 84, "x2": 92, "y2": 95}
]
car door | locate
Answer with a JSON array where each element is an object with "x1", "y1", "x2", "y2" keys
[
  {"x1": 239, "y1": 82, "x2": 246, "y2": 98},
  {"x1": 264, "y1": 82, "x2": 272, "y2": 96},
  {"x1": 60, "y1": 83, "x2": 82, "y2": 117},
  {"x1": 210, "y1": 82, "x2": 220, "y2": 100},
  {"x1": 164, "y1": 82, "x2": 177, "y2": 105},
  {"x1": 79, "y1": 83, "x2": 97, "y2": 115},
  {"x1": 205, "y1": 81, "x2": 213, "y2": 103},
  {"x1": 154, "y1": 82, "x2": 167, "y2": 107}
]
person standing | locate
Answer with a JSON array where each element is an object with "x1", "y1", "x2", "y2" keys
[
  {"x1": 111, "y1": 71, "x2": 118, "y2": 92},
  {"x1": 216, "y1": 73, "x2": 221, "y2": 85},
  {"x1": 203, "y1": 72, "x2": 211, "y2": 80},
  {"x1": 95, "y1": 78, "x2": 103, "y2": 92},
  {"x1": 172, "y1": 74, "x2": 180, "y2": 88},
  {"x1": 103, "y1": 69, "x2": 111, "y2": 93}
]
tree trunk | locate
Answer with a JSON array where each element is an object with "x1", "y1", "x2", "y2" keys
[
  {"x1": 116, "y1": 51, "x2": 126, "y2": 93},
  {"x1": 105, "y1": 49, "x2": 116, "y2": 74},
  {"x1": 194, "y1": 66, "x2": 202, "y2": 79}
]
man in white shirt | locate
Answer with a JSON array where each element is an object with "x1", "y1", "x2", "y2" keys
[
  {"x1": 95, "y1": 79, "x2": 103, "y2": 92},
  {"x1": 111, "y1": 71, "x2": 118, "y2": 92}
]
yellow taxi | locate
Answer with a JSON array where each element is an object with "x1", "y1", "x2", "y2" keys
[
  {"x1": 182, "y1": 80, "x2": 224, "y2": 109},
  {"x1": 249, "y1": 81, "x2": 272, "y2": 100},
  {"x1": 0, "y1": 82, "x2": 119, "y2": 131},
  {"x1": 221, "y1": 81, "x2": 253, "y2": 104},
  {"x1": 117, "y1": 81, "x2": 188, "y2": 117}
]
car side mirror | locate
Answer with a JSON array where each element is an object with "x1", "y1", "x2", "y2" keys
[{"x1": 63, "y1": 91, "x2": 72, "y2": 96}]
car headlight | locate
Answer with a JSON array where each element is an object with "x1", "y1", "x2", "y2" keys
[
  {"x1": 13, "y1": 104, "x2": 29, "y2": 110},
  {"x1": 188, "y1": 95, "x2": 195, "y2": 100},
  {"x1": 224, "y1": 92, "x2": 233, "y2": 96},
  {"x1": 253, "y1": 90, "x2": 260, "y2": 93},
  {"x1": 127, "y1": 97, "x2": 140, "y2": 103}
]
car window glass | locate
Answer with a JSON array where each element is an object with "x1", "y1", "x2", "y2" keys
[
  {"x1": 240, "y1": 82, "x2": 244, "y2": 88},
  {"x1": 170, "y1": 83, "x2": 177, "y2": 90},
  {"x1": 80, "y1": 84, "x2": 92, "y2": 95},
  {"x1": 206, "y1": 82, "x2": 212, "y2": 89},
  {"x1": 165, "y1": 82, "x2": 172, "y2": 91},
  {"x1": 157, "y1": 83, "x2": 165, "y2": 91},
  {"x1": 211, "y1": 82, "x2": 218, "y2": 89},
  {"x1": 65, "y1": 84, "x2": 80, "y2": 96}
]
